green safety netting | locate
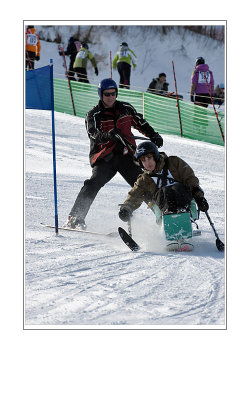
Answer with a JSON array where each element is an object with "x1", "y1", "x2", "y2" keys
[{"x1": 53, "y1": 78, "x2": 224, "y2": 146}]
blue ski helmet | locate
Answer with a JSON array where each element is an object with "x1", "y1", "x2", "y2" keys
[
  {"x1": 98, "y1": 79, "x2": 118, "y2": 99},
  {"x1": 135, "y1": 141, "x2": 160, "y2": 163}
]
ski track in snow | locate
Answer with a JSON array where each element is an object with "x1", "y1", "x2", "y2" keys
[{"x1": 25, "y1": 110, "x2": 225, "y2": 327}]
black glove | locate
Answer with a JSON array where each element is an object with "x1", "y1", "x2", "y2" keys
[
  {"x1": 103, "y1": 128, "x2": 121, "y2": 142},
  {"x1": 195, "y1": 196, "x2": 209, "y2": 212},
  {"x1": 119, "y1": 205, "x2": 133, "y2": 222},
  {"x1": 59, "y1": 51, "x2": 63, "y2": 56},
  {"x1": 151, "y1": 133, "x2": 163, "y2": 148},
  {"x1": 190, "y1": 94, "x2": 194, "y2": 102},
  {"x1": 35, "y1": 55, "x2": 40, "y2": 61},
  {"x1": 95, "y1": 67, "x2": 99, "y2": 76}
]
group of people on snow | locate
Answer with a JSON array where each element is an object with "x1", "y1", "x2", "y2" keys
[
  {"x1": 64, "y1": 77, "x2": 209, "y2": 232},
  {"x1": 25, "y1": 27, "x2": 224, "y2": 107}
]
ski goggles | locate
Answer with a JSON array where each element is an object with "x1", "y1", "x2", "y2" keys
[{"x1": 103, "y1": 91, "x2": 116, "y2": 97}]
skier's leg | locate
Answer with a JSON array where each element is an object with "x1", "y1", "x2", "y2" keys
[
  {"x1": 116, "y1": 154, "x2": 143, "y2": 186},
  {"x1": 117, "y1": 63, "x2": 124, "y2": 88},
  {"x1": 68, "y1": 59, "x2": 76, "y2": 80},
  {"x1": 69, "y1": 160, "x2": 117, "y2": 220},
  {"x1": 81, "y1": 68, "x2": 89, "y2": 83},
  {"x1": 123, "y1": 63, "x2": 131, "y2": 89}
]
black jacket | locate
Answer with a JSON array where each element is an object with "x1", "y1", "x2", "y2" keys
[
  {"x1": 147, "y1": 78, "x2": 169, "y2": 95},
  {"x1": 64, "y1": 40, "x2": 79, "y2": 61},
  {"x1": 85, "y1": 100, "x2": 156, "y2": 166}
]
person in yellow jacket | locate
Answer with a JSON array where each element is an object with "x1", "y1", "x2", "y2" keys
[
  {"x1": 73, "y1": 43, "x2": 98, "y2": 83},
  {"x1": 112, "y1": 42, "x2": 137, "y2": 89},
  {"x1": 25, "y1": 25, "x2": 41, "y2": 70}
]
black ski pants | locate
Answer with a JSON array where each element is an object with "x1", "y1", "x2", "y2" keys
[
  {"x1": 68, "y1": 57, "x2": 77, "y2": 80},
  {"x1": 74, "y1": 67, "x2": 89, "y2": 83},
  {"x1": 117, "y1": 62, "x2": 131, "y2": 89},
  {"x1": 70, "y1": 153, "x2": 143, "y2": 220},
  {"x1": 25, "y1": 51, "x2": 36, "y2": 70},
  {"x1": 194, "y1": 93, "x2": 211, "y2": 108}
]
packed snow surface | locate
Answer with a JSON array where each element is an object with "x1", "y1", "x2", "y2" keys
[{"x1": 25, "y1": 109, "x2": 225, "y2": 327}]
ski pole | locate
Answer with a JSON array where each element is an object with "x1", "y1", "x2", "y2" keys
[
  {"x1": 128, "y1": 135, "x2": 151, "y2": 141},
  {"x1": 110, "y1": 50, "x2": 112, "y2": 79},
  {"x1": 127, "y1": 219, "x2": 132, "y2": 237},
  {"x1": 205, "y1": 211, "x2": 224, "y2": 252},
  {"x1": 203, "y1": 73, "x2": 224, "y2": 143},
  {"x1": 172, "y1": 61, "x2": 183, "y2": 137},
  {"x1": 58, "y1": 45, "x2": 76, "y2": 116}
]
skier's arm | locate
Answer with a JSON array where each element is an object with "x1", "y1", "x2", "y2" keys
[
  {"x1": 173, "y1": 156, "x2": 209, "y2": 211},
  {"x1": 122, "y1": 174, "x2": 156, "y2": 212},
  {"x1": 89, "y1": 52, "x2": 97, "y2": 68},
  {"x1": 127, "y1": 104, "x2": 163, "y2": 147},
  {"x1": 173, "y1": 156, "x2": 200, "y2": 189},
  {"x1": 129, "y1": 50, "x2": 137, "y2": 68},
  {"x1": 124, "y1": 104, "x2": 156, "y2": 139},
  {"x1": 36, "y1": 36, "x2": 41, "y2": 57},
  {"x1": 112, "y1": 53, "x2": 118, "y2": 69},
  {"x1": 85, "y1": 109, "x2": 115, "y2": 143}
]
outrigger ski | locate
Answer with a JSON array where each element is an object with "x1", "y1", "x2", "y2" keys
[
  {"x1": 40, "y1": 223, "x2": 119, "y2": 237},
  {"x1": 118, "y1": 227, "x2": 140, "y2": 251}
]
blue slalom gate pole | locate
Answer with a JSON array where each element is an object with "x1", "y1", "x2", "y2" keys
[{"x1": 49, "y1": 59, "x2": 59, "y2": 234}]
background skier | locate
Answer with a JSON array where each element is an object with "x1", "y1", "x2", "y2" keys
[
  {"x1": 58, "y1": 36, "x2": 82, "y2": 80},
  {"x1": 25, "y1": 25, "x2": 41, "y2": 70},
  {"x1": 112, "y1": 42, "x2": 137, "y2": 89},
  {"x1": 190, "y1": 57, "x2": 214, "y2": 107},
  {"x1": 73, "y1": 43, "x2": 99, "y2": 83}
]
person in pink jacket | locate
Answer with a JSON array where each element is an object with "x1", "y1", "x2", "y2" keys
[{"x1": 190, "y1": 57, "x2": 214, "y2": 108}]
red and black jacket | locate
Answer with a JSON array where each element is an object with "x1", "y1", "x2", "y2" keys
[{"x1": 85, "y1": 100, "x2": 156, "y2": 166}]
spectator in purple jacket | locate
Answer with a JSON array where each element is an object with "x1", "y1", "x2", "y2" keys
[{"x1": 190, "y1": 57, "x2": 214, "y2": 108}]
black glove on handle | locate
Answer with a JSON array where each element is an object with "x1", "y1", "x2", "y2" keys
[
  {"x1": 103, "y1": 128, "x2": 121, "y2": 142},
  {"x1": 95, "y1": 67, "x2": 99, "y2": 76},
  {"x1": 190, "y1": 94, "x2": 194, "y2": 102},
  {"x1": 151, "y1": 133, "x2": 163, "y2": 148},
  {"x1": 195, "y1": 196, "x2": 209, "y2": 212},
  {"x1": 119, "y1": 205, "x2": 133, "y2": 222}
]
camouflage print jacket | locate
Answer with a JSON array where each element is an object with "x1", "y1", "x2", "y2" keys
[{"x1": 122, "y1": 152, "x2": 204, "y2": 213}]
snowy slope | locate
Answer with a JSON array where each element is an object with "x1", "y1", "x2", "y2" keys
[{"x1": 25, "y1": 109, "x2": 225, "y2": 327}]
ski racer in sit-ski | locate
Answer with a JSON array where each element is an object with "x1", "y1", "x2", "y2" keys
[{"x1": 118, "y1": 141, "x2": 209, "y2": 251}]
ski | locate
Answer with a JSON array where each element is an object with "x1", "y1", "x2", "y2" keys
[
  {"x1": 40, "y1": 223, "x2": 118, "y2": 237},
  {"x1": 166, "y1": 241, "x2": 194, "y2": 252},
  {"x1": 118, "y1": 227, "x2": 140, "y2": 252}
]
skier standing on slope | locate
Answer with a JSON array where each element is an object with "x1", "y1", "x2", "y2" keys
[
  {"x1": 190, "y1": 57, "x2": 214, "y2": 107},
  {"x1": 118, "y1": 141, "x2": 209, "y2": 222},
  {"x1": 73, "y1": 43, "x2": 99, "y2": 83},
  {"x1": 112, "y1": 42, "x2": 137, "y2": 89},
  {"x1": 25, "y1": 25, "x2": 41, "y2": 70},
  {"x1": 65, "y1": 78, "x2": 163, "y2": 230},
  {"x1": 58, "y1": 36, "x2": 82, "y2": 80}
]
